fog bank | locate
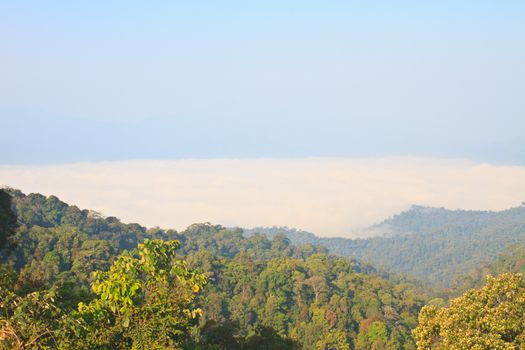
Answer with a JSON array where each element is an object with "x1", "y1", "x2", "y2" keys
[{"x1": 1, "y1": 157, "x2": 524, "y2": 237}]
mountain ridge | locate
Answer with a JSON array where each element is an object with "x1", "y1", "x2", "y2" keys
[
  {"x1": 6, "y1": 186, "x2": 525, "y2": 288},
  {"x1": 244, "y1": 203, "x2": 525, "y2": 287}
]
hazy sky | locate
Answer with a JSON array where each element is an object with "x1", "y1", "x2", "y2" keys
[
  {"x1": 2, "y1": 158, "x2": 525, "y2": 237},
  {"x1": 1, "y1": 1, "x2": 524, "y2": 164},
  {"x1": 1, "y1": 3, "x2": 524, "y2": 235}
]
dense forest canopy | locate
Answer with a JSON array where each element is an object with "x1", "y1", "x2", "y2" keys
[
  {"x1": 1, "y1": 188, "x2": 525, "y2": 349},
  {"x1": 245, "y1": 203, "x2": 525, "y2": 288},
  {"x1": 0, "y1": 189, "x2": 17, "y2": 249},
  {"x1": 414, "y1": 273, "x2": 525, "y2": 349},
  {"x1": 0, "y1": 189, "x2": 426, "y2": 349}
]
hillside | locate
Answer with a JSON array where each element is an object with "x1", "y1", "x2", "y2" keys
[
  {"x1": 0, "y1": 189, "x2": 426, "y2": 349},
  {"x1": 3, "y1": 189, "x2": 525, "y2": 349},
  {"x1": 245, "y1": 204, "x2": 525, "y2": 288}
]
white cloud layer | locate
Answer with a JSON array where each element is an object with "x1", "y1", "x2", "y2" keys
[{"x1": 1, "y1": 158, "x2": 525, "y2": 237}]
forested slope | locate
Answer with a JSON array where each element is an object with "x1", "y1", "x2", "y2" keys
[
  {"x1": 245, "y1": 204, "x2": 525, "y2": 288},
  {"x1": 449, "y1": 244, "x2": 525, "y2": 294},
  {"x1": 0, "y1": 189, "x2": 426, "y2": 349}
]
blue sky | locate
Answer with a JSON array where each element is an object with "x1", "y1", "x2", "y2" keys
[{"x1": 1, "y1": 1, "x2": 524, "y2": 164}]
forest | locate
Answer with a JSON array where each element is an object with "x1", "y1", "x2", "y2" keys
[
  {"x1": 1, "y1": 189, "x2": 525, "y2": 349},
  {"x1": 246, "y1": 203, "x2": 525, "y2": 288}
]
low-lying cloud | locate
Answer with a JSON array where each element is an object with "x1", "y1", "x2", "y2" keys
[{"x1": 1, "y1": 157, "x2": 525, "y2": 237}]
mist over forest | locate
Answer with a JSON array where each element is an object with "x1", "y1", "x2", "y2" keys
[
  {"x1": 2, "y1": 1, "x2": 525, "y2": 348},
  {"x1": 1, "y1": 158, "x2": 524, "y2": 238},
  {"x1": 1, "y1": 188, "x2": 525, "y2": 349}
]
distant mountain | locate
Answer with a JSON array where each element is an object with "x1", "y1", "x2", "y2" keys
[
  {"x1": 244, "y1": 204, "x2": 525, "y2": 288},
  {"x1": 371, "y1": 204, "x2": 525, "y2": 236}
]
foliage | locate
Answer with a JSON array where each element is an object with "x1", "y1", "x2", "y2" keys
[
  {"x1": 0, "y1": 189, "x2": 17, "y2": 250},
  {"x1": 76, "y1": 239, "x2": 206, "y2": 349},
  {"x1": 450, "y1": 245, "x2": 525, "y2": 294},
  {"x1": 0, "y1": 190, "x2": 430, "y2": 349},
  {"x1": 191, "y1": 252, "x2": 422, "y2": 349},
  {"x1": 0, "y1": 239, "x2": 206, "y2": 349},
  {"x1": 246, "y1": 203, "x2": 525, "y2": 288},
  {"x1": 413, "y1": 273, "x2": 525, "y2": 350},
  {"x1": 0, "y1": 287, "x2": 77, "y2": 350},
  {"x1": 5, "y1": 189, "x2": 525, "y2": 349}
]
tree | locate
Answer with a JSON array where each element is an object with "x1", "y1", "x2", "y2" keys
[
  {"x1": 2, "y1": 190, "x2": 426, "y2": 349},
  {"x1": 0, "y1": 189, "x2": 17, "y2": 250},
  {"x1": 76, "y1": 239, "x2": 207, "y2": 349},
  {"x1": 413, "y1": 273, "x2": 525, "y2": 349},
  {"x1": 0, "y1": 287, "x2": 77, "y2": 350}
]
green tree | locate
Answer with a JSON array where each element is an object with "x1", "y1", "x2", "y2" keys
[
  {"x1": 0, "y1": 189, "x2": 17, "y2": 250},
  {"x1": 76, "y1": 239, "x2": 207, "y2": 349},
  {"x1": 0, "y1": 287, "x2": 76, "y2": 350},
  {"x1": 413, "y1": 273, "x2": 525, "y2": 349}
]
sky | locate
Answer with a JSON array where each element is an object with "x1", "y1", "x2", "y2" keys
[
  {"x1": 1, "y1": 2, "x2": 524, "y2": 236},
  {"x1": 1, "y1": 1, "x2": 524, "y2": 164}
]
